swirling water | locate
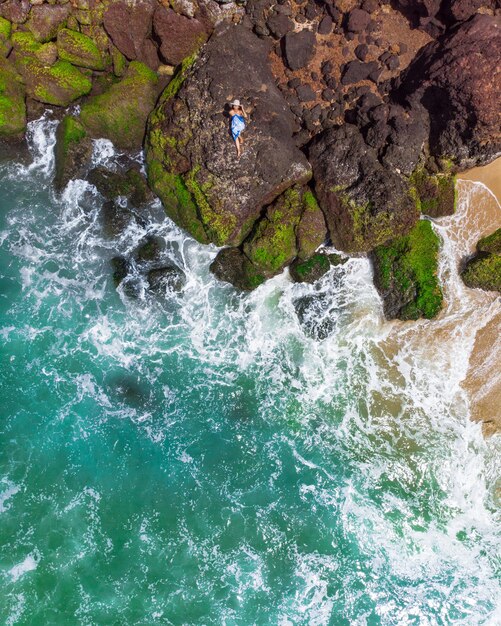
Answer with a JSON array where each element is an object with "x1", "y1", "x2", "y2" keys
[{"x1": 0, "y1": 115, "x2": 500, "y2": 625}]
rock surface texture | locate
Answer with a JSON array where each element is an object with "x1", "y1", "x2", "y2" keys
[
  {"x1": 394, "y1": 14, "x2": 501, "y2": 168},
  {"x1": 146, "y1": 24, "x2": 312, "y2": 248}
]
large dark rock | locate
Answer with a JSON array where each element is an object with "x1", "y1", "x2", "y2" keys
[
  {"x1": 27, "y1": 4, "x2": 70, "y2": 43},
  {"x1": 210, "y1": 247, "x2": 266, "y2": 291},
  {"x1": 146, "y1": 24, "x2": 311, "y2": 247},
  {"x1": 393, "y1": 14, "x2": 501, "y2": 168},
  {"x1": 79, "y1": 61, "x2": 159, "y2": 150},
  {"x1": 148, "y1": 264, "x2": 186, "y2": 293},
  {"x1": 0, "y1": 0, "x2": 30, "y2": 24},
  {"x1": 341, "y1": 60, "x2": 379, "y2": 85},
  {"x1": 103, "y1": 0, "x2": 156, "y2": 64},
  {"x1": 371, "y1": 220, "x2": 443, "y2": 320},
  {"x1": 88, "y1": 166, "x2": 153, "y2": 206},
  {"x1": 153, "y1": 6, "x2": 209, "y2": 67},
  {"x1": 461, "y1": 227, "x2": 501, "y2": 293},
  {"x1": 309, "y1": 124, "x2": 419, "y2": 253},
  {"x1": 346, "y1": 8, "x2": 371, "y2": 33},
  {"x1": 283, "y1": 29, "x2": 316, "y2": 71}
]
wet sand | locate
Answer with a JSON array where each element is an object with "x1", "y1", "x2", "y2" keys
[
  {"x1": 458, "y1": 157, "x2": 501, "y2": 435},
  {"x1": 459, "y1": 157, "x2": 501, "y2": 203}
]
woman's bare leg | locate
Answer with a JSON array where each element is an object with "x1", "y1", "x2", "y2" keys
[{"x1": 235, "y1": 137, "x2": 241, "y2": 158}]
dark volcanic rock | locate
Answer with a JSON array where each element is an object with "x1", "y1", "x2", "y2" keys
[
  {"x1": 101, "y1": 200, "x2": 134, "y2": 239},
  {"x1": 148, "y1": 264, "x2": 186, "y2": 292},
  {"x1": 341, "y1": 60, "x2": 379, "y2": 84},
  {"x1": 391, "y1": 0, "x2": 442, "y2": 28},
  {"x1": 146, "y1": 24, "x2": 311, "y2": 248},
  {"x1": 210, "y1": 247, "x2": 266, "y2": 291},
  {"x1": 393, "y1": 14, "x2": 501, "y2": 168},
  {"x1": 88, "y1": 167, "x2": 153, "y2": 206},
  {"x1": 318, "y1": 16, "x2": 333, "y2": 35},
  {"x1": 27, "y1": 4, "x2": 70, "y2": 43},
  {"x1": 266, "y1": 13, "x2": 294, "y2": 38},
  {"x1": 283, "y1": 29, "x2": 316, "y2": 70},
  {"x1": 153, "y1": 6, "x2": 209, "y2": 67},
  {"x1": 346, "y1": 8, "x2": 371, "y2": 33},
  {"x1": 296, "y1": 83, "x2": 316, "y2": 102},
  {"x1": 309, "y1": 124, "x2": 419, "y2": 253}
]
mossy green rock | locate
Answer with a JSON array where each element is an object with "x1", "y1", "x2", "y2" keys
[
  {"x1": 0, "y1": 17, "x2": 12, "y2": 40},
  {"x1": 410, "y1": 167, "x2": 457, "y2": 217},
  {"x1": 54, "y1": 115, "x2": 93, "y2": 190},
  {"x1": 57, "y1": 28, "x2": 105, "y2": 71},
  {"x1": 477, "y1": 227, "x2": 501, "y2": 254},
  {"x1": 296, "y1": 190, "x2": 327, "y2": 260},
  {"x1": 461, "y1": 227, "x2": 501, "y2": 293},
  {"x1": 14, "y1": 48, "x2": 92, "y2": 106},
  {"x1": 372, "y1": 220, "x2": 443, "y2": 320},
  {"x1": 290, "y1": 253, "x2": 347, "y2": 284},
  {"x1": 461, "y1": 253, "x2": 501, "y2": 292},
  {"x1": 80, "y1": 61, "x2": 159, "y2": 151},
  {"x1": 210, "y1": 248, "x2": 266, "y2": 291},
  {"x1": 243, "y1": 187, "x2": 304, "y2": 276},
  {"x1": 0, "y1": 56, "x2": 26, "y2": 137},
  {"x1": 27, "y1": 4, "x2": 70, "y2": 43}
]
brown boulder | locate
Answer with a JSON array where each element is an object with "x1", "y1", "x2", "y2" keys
[
  {"x1": 309, "y1": 124, "x2": 419, "y2": 253},
  {"x1": 0, "y1": 0, "x2": 30, "y2": 24},
  {"x1": 283, "y1": 29, "x2": 316, "y2": 71},
  {"x1": 103, "y1": 0, "x2": 155, "y2": 64},
  {"x1": 153, "y1": 6, "x2": 208, "y2": 67},
  {"x1": 393, "y1": 14, "x2": 501, "y2": 168},
  {"x1": 27, "y1": 4, "x2": 70, "y2": 43}
]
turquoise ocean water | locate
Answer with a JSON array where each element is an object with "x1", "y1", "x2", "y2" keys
[{"x1": 0, "y1": 115, "x2": 500, "y2": 625}]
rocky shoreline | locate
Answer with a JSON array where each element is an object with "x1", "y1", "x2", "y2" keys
[{"x1": 0, "y1": 0, "x2": 500, "y2": 319}]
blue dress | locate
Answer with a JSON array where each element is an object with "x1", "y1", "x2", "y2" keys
[{"x1": 231, "y1": 114, "x2": 246, "y2": 141}]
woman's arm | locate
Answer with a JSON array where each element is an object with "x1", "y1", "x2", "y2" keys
[{"x1": 241, "y1": 106, "x2": 247, "y2": 118}]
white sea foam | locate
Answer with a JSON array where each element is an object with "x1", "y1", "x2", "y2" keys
[
  {"x1": 8, "y1": 552, "x2": 40, "y2": 582},
  {"x1": 0, "y1": 479, "x2": 19, "y2": 514}
]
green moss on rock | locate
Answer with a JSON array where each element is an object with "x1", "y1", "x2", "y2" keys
[
  {"x1": 461, "y1": 227, "x2": 501, "y2": 293},
  {"x1": 185, "y1": 166, "x2": 236, "y2": 246},
  {"x1": 410, "y1": 167, "x2": 456, "y2": 218},
  {"x1": 296, "y1": 189, "x2": 327, "y2": 260},
  {"x1": 461, "y1": 254, "x2": 501, "y2": 293},
  {"x1": 147, "y1": 159, "x2": 208, "y2": 244},
  {"x1": 372, "y1": 220, "x2": 443, "y2": 320},
  {"x1": 54, "y1": 115, "x2": 92, "y2": 190},
  {"x1": 12, "y1": 31, "x2": 41, "y2": 55},
  {"x1": 243, "y1": 187, "x2": 303, "y2": 275},
  {"x1": 80, "y1": 61, "x2": 159, "y2": 150},
  {"x1": 0, "y1": 56, "x2": 26, "y2": 137},
  {"x1": 0, "y1": 17, "x2": 12, "y2": 40},
  {"x1": 110, "y1": 44, "x2": 127, "y2": 77},
  {"x1": 290, "y1": 253, "x2": 347, "y2": 284},
  {"x1": 13, "y1": 44, "x2": 91, "y2": 106},
  {"x1": 477, "y1": 227, "x2": 501, "y2": 255},
  {"x1": 57, "y1": 28, "x2": 105, "y2": 71}
]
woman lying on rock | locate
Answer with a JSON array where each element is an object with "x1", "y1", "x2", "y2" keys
[{"x1": 229, "y1": 99, "x2": 247, "y2": 159}]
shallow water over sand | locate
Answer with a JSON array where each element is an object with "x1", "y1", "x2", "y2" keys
[{"x1": 0, "y1": 116, "x2": 499, "y2": 625}]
